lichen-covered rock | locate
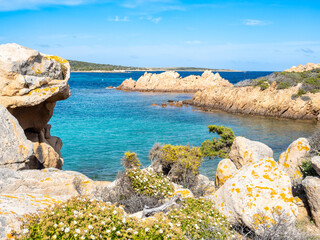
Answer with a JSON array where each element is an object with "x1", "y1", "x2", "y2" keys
[
  {"x1": 172, "y1": 183, "x2": 194, "y2": 198},
  {"x1": 117, "y1": 70, "x2": 232, "y2": 92},
  {"x1": 229, "y1": 137, "x2": 273, "y2": 169},
  {"x1": 215, "y1": 158, "x2": 237, "y2": 188},
  {"x1": 302, "y1": 176, "x2": 320, "y2": 227},
  {"x1": 0, "y1": 105, "x2": 36, "y2": 170},
  {"x1": 210, "y1": 158, "x2": 298, "y2": 234},
  {"x1": 311, "y1": 156, "x2": 320, "y2": 176},
  {"x1": 0, "y1": 43, "x2": 70, "y2": 170},
  {"x1": 279, "y1": 138, "x2": 310, "y2": 180},
  {"x1": 0, "y1": 168, "x2": 111, "y2": 236}
]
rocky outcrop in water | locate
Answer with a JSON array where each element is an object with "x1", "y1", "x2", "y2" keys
[
  {"x1": 285, "y1": 63, "x2": 320, "y2": 72},
  {"x1": 117, "y1": 70, "x2": 232, "y2": 92},
  {"x1": 191, "y1": 80, "x2": 320, "y2": 121},
  {"x1": 0, "y1": 43, "x2": 70, "y2": 169}
]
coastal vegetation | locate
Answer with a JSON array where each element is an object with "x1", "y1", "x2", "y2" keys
[
  {"x1": 241, "y1": 68, "x2": 320, "y2": 97},
  {"x1": 201, "y1": 125, "x2": 235, "y2": 159}
]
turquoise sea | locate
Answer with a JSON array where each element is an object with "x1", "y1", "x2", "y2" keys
[{"x1": 49, "y1": 71, "x2": 320, "y2": 181}]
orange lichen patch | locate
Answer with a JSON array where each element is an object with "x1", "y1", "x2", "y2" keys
[
  {"x1": 235, "y1": 188, "x2": 240, "y2": 193},
  {"x1": 251, "y1": 170, "x2": 259, "y2": 179},
  {"x1": 32, "y1": 67, "x2": 42, "y2": 74},
  {"x1": 264, "y1": 207, "x2": 269, "y2": 211},
  {"x1": 1, "y1": 195, "x2": 19, "y2": 199},
  {"x1": 232, "y1": 183, "x2": 235, "y2": 187},
  {"x1": 294, "y1": 170, "x2": 302, "y2": 178},
  {"x1": 297, "y1": 141, "x2": 310, "y2": 151},
  {"x1": 27, "y1": 194, "x2": 35, "y2": 199},
  {"x1": 45, "y1": 55, "x2": 68, "y2": 64},
  {"x1": 40, "y1": 178, "x2": 52, "y2": 182},
  {"x1": 27, "y1": 87, "x2": 58, "y2": 96},
  {"x1": 175, "y1": 189, "x2": 192, "y2": 198},
  {"x1": 82, "y1": 180, "x2": 91, "y2": 184},
  {"x1": 247, "y1": 187, "x2": 253, "y2": 197},
  {"x1": 10, "y1": 211, "x2": 16, "y2": 214},
  {"x1": 262, "y1": 174, "x2": 274, "y2": 182},
  {"x1": 279, "y1": 193, "x2": 294, "y2": 203}
]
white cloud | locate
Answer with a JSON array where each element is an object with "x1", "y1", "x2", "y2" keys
[
  {"x1": 0, "y1": 0, "x2": 101, "y2": 11},
  {"x1": 243, "y1": 19, "x2": 271, "y2": 26},
  {"x1": 185, "y1": 40, "x2": 202, "y2": 44},
  {"x1": 109, "y1": 16, "x2": 130, "y2": 22},
  {"x1": 139, "y1": 16, "x2": 162, "y2": 23}
]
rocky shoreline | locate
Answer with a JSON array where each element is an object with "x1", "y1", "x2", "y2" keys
[{"x1": 1, "y1": 44, "x2": 320, "y2": 239}]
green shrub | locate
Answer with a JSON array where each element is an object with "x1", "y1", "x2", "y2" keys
[
  {"x1": 277, "y1": 82, "x2": 291, "y2": 90},
  {"x1": 168, "y1": 198, "x2": 233, "y2": 239},
  {"x1": 14, "y1": 197, "x2": 184, "y2": 240},
  {"x1": 297, "y1": 89, "x2": 307, "y2": 96},
  {"x1": 126, "y1": 168, "x2": 174, "y2": 198},
  {"x1": 122, "y1": 151, "x2": 141, "y2": 169},
  {"x1": 299, "y1": 159, "x2": 318, "y2": 179},
  {"x1": 308, "y1": 131, "x2": 320, "y2": 157},
  {"x1": 201, "y1": 125, "x2": 235, "y2": 158}
]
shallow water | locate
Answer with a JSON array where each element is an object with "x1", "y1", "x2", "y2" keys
[{"x1": 49, "y1": 71, "x2": 320, "y2": 181}]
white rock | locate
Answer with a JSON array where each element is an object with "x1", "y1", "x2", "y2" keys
[
  {"x1": 215, "y1": 158, "x2": 237, "y2": 188},
  {"x1": 302, "y1": 176, "x2": 320, "y2": 227},
  {"x1": 210, "y1": 158, "x2": 298, "y2": 235},
  {"x1": 279, "y1": 138, "x2": 310, "y2": 180},
  {"x1": 311, "y1": 156, "x2": 320, "y2": 176},
  {"x1": 229, "y1": 137, "x2": 273, "y2": 169}
]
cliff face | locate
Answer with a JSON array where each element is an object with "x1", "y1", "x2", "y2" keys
[
  {"x1": 117, "y1": 70, "x2": 232, "y2": 92},
  {"x1": 0, "y1": 43, "x2": 71, "y2": 169},
  {"x1": 191, "y1": 83, "x2": 320, "y2": 121},
  {"x1": 284, "y1": 63, "x2": 320, "y2": 72}
]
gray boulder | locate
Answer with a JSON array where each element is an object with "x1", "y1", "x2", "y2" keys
[
  {"x1": 311, "y1": 156, "x2": 320, "y2": 176},
  {"x1": 302, "y1": 176, "x2": 320, "y2": 227}
]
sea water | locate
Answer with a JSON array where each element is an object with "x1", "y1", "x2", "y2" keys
[{"x1": 49, "y1": 71, "x2": 320, "y2": 181}]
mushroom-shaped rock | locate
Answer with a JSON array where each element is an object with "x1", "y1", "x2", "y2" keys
[
  {"x1": 0, "y1": 105, "x2": 36, "y2": 170},
  {"x1": 215, "y1": 158, "x2": 237, "y2": 188},
  {"x1": 229, "y1": 137, "x2": 273, "y2": 169},
  {"x1": 311, "y1": 156, "x2": 320, "y2": 176},
  {"x1": 0, "y1": 43, "x2": 70, "y2": 131},
  {"x1": 302, "y1": 176, "x2": 320, "y2": 227},
  {"x1": 279, "y1": 138, "x2": 310, "y2": 180},
  {"x1": 210, "y1": 158, "x2": 298, "y2": 235}
]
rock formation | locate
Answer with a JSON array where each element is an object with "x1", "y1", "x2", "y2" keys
[
  {"x1": 210, "y1": 158, "x2": 298, "y2": 235},
  {"x1": 279, "y1": 138, "x2": 310, "y2": 180},
  {"x1": 0, "y1": 43, "x2": 71, "y2": 169},
  {"x1": 215, "y1": 158, "x2": 237, "y2": 188},
  {"x1": 302, "y1": 176, "x2": 320, "y2": 227},
  {"x1": 0, "y1": 168, "x2": 111, "y2": 236},
  {"x1": 284, "y1": 63, "x2": 320, "y2": 72},
  {"x1": 229, "y1": 137, "x2": 273, "y2": 169},
  {"x1": 116, "y1": 70, "x2": 232, "y2": 92},
  {"x1": 191, "y1": 81, "x2": 320, "y2": 121}
]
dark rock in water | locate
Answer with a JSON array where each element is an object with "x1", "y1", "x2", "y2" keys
[{"x1": 161, "y1": 103, "x2": 167, "y2": 107}]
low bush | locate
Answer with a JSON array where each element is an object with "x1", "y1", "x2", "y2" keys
[
  {"x1": 201, "y1": 125, "x2": 235, "y2": 159},
  {"x1": 299, "y1": 159, "x2": 318, "y2": 179},
  {"x1": 122, "y1": 151, "x2": 141, "y2": 169},
  {"x1": 126, "y1": 168, "x2": 174, "y2": 198},
  {"x1": 14, "y1": 197, "x2": 234, "y2": 240},
  {"x1": 149, "y1": 143, "x2": 203, "y2": 189}
]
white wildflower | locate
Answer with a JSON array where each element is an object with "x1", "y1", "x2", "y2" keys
[
  {"x1": 145, "y1": 227, "x2": 149, "y2": 232},
  {"x1": 91, "y1": 235, "x2": 95, "y2": 239},
  {"x1": 75, "y1": 229, "x2": 81, "y2": 234},
  {"x1": 65, "y1": 227, "x2": 70, "y2": 233},
  {"x1": 88, "y1": 225, "x2": 93, "y2": 229},
  {"x1": 22, "y1": 228, "x2": 29, "y2": 234}
]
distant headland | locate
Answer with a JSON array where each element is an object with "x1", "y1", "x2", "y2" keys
[{"x1": 68, "y1": 60, "x2": 240, "y2": 72}]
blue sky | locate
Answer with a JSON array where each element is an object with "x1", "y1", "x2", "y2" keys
[{"x1": 0, "y1": 0, "x2": 319, "y2": 70}]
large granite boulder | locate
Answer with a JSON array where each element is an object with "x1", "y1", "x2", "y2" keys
[
  {"x1": 215, "y1": 158, "x2": 237, "y2": 188},
  {"x1": 0, "y1": 168, "x2": 111, "y2": 237},
  {"x1": 117, "y1": 70, "x2": 232, "y2": 92},
  {"x1": 311, "y1": 156, "x2": 320, "y2": 176},
  {"x1": 0, "y1": 43, "x2": 70, "y2": 169},
  {"x1": 229, "y1": 137, "x2": 273, "y2": 169},
  {"x1": 279, "y1": 138, "x2": 310, "y2": 180},
  {"x1": 210, "y1": 158, "x2": 298, "y2": 235},
  {"x1": 0, "y1": 105, "x2": 37, "y2": 170},
  {"x1": 302, "y1": 176, "x2": 320, "y2": 227}
]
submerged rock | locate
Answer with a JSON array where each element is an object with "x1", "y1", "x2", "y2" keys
[
  {"x1": 210, "y1": 158, "x2": 298, "y2": 235},
  {"x1": 229, "y1": 137, "x2": 273, "y2": 169},
  {"x1": 117, "y1": 70, "x2": 232, "y2": 92},
  {"x1": 302, "y1": 176, "x2": 320, "y2": 227},
  {"x1": 279, "y1": 138, "x2": 310, "y2": 180}
]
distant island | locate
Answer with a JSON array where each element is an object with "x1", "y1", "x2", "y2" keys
[{"x1": 68, "y1": 60, "x2": 239, "y2": 72}]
